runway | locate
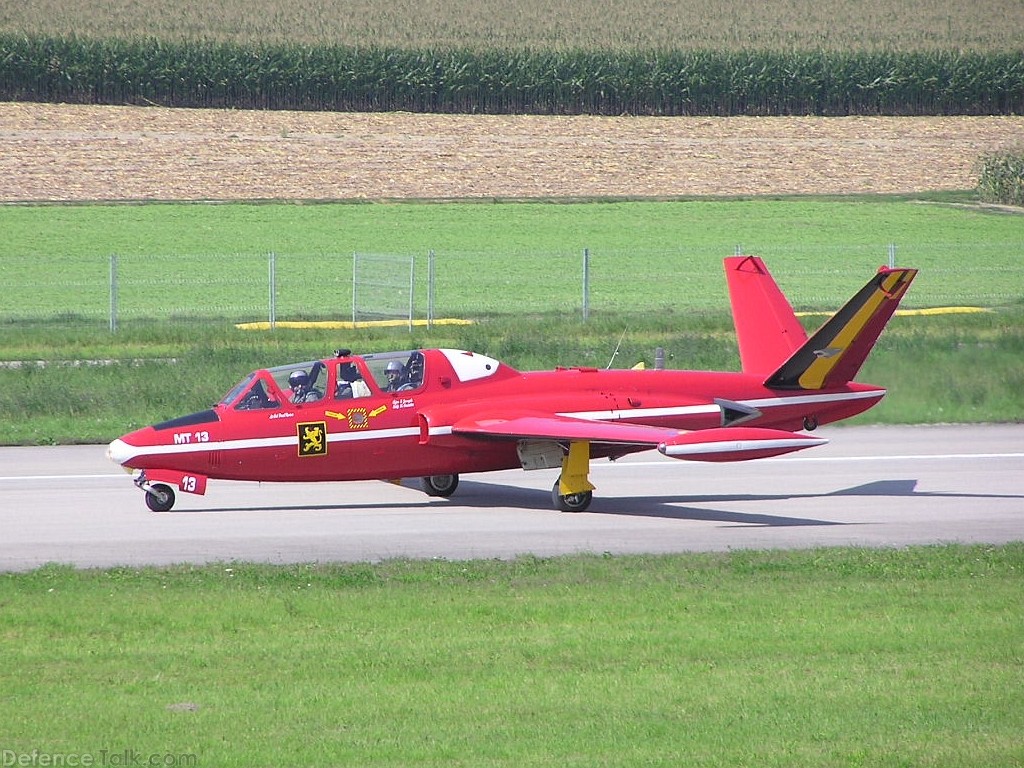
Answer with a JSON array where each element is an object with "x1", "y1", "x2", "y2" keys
[{"x1": 1, "y1": 424, "x2": 1021, "y2": 571}]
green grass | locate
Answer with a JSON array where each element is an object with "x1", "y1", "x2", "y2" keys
[
  {"x1": 856, "y1": 310, "x2": 1024, "y2": 424},
  {"x1": 2, "y1": 546, "x2": 1022, "y2": 767},
  {"x1": 3, "y1": 195, "x2": 1018, "y2": 261},
  {"x1": 2, "y1": 197, "x2": 1023, "y2": 320}
]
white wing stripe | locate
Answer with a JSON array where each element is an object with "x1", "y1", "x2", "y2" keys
[{"x1": 561, "y1": 389, "x2": 880, "y2": 422}]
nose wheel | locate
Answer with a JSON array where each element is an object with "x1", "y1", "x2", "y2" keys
[
  {"x1": 135, "y1": 472, "x2": 176, "y2": 512},
  {"x1": 144, "y1": 483, "x2": 175, "y2": 512}
]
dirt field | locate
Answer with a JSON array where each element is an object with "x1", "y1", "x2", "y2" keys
[{"x1": 1, "y1": 103, "x2": 1021, "y2": 202}]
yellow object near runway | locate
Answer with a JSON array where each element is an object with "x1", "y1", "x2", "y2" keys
[
  {"x1": 796, "y1": 306, "x2": 990, "y2": 318},
  {"x1": 236, "y1": 318, "x2": 474, "y2": 330},
  {"x1": 895, "y1": 306, "x2": 992, "y2": 316},
  {"x1": 238, "y1": 307, "x2": 988, "y2": 331}
]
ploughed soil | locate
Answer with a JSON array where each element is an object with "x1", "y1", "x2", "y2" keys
[{"x1": 1, "y1": 102, "x2": 1021, "y2": 201}]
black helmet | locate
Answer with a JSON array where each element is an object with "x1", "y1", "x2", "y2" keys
[{"x1": 289, "y1": 370, "x2": 309, "y2": 389}]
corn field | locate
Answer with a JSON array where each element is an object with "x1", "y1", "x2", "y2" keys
[
  {"x1": 4, "y1": 0, "x2": 1023, "y2": 53},
  {"x1": 2, "y1": 35, "x2": 1022, "y2": 115}
]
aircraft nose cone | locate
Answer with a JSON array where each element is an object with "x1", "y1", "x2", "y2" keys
[{"x1": 106, "y1": 438, "x2": 134, "y2": 466}]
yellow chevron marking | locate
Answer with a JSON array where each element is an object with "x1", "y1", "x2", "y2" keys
[{"x1": 798, "y1": 271, "x2": 905, "y2": 390}]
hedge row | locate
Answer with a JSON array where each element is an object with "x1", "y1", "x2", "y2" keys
[
  {"x1": 1, "y1": 34, "x2": 1022, "y2": 115},
  {"x1": 978, "y1": 152, "x2": 1024, "y2": 206}
]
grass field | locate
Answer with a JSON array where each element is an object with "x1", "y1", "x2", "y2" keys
[
  {"x1": 2, "y1": 546, "x2": 1022, "y2": 767},
  {"x1": 3, "y1": 198, "x2": 1023, "y2": 321}
]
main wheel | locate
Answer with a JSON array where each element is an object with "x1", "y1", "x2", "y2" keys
[
  {"x1": 551, "y1": 479, "x2": 593, "y2": 513},
  {"x1": 420, "y1": 474, "x2": 459, "y2": 497},
  {"x1": 145, "y1": 482, "x2": 176, "y2": 512}
]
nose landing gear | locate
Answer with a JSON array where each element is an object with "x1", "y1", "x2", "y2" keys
[{"x1": 134, "y1": 471, "x2": 176, "y2": 512}]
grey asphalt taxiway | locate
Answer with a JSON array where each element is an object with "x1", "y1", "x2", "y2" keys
[{"x1": 1, "y1": 424, "x2": 1021, "y2": 571}]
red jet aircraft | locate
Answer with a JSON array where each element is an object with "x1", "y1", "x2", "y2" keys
[{"x1": 108, "y1": 257, "x2": 916, "y2": 512}]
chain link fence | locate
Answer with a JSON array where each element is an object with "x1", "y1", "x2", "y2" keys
[{"x1": 1, "y1": 243, "x2": 1021, "y2": 329}]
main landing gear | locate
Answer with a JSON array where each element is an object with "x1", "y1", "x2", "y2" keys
[
  {"x1": 552, "y1": 440, "x2": 595, "y2": 513},
  {"x1": 420, "y1": 474, "x2": 460, "y2": 497},
  {"x1": 552, "y1": 480, "x2": 593, "y2": 513},
  {"x1": 418, "y1": 439, "x2": 597, "y2": 512}
]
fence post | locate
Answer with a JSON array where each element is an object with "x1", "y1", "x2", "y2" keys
[
  {"x1": 268, "y1": 252, "x2": 277, "y2": 329},
  {"x1": 408, "y1": 255, "x2": 415, "y2": 332},
  {"x1": 582, "y1": 248, "x2": 590, "y2": 322},
  {"x1": 109, "y1": 254, "x2": 118, "y2": 333},
  {"x1": 428, "y1": 249, "x2": 435, "y2": 328},
  {"x1": 888, "y1": 243, "x2": 896, "y2": 269}
]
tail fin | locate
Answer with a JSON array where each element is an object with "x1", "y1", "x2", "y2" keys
[
  {"x1": 765, "y1": 265, "x2": 917, "y2": 390},
  {"x1": 725, "y1": 255, "x2": 808, "y2": 374}
]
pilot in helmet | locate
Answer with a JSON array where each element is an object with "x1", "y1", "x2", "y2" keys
[
  {"x1": 384, "y1": 360, "x2": 406, "y2": 392},
  {"x1": 288, "y1": 370, "x2": 309, "y2": 398}
]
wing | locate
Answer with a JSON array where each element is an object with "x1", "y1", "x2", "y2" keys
[
  {"x1": 445, "y1": 412, "x2": 827, "y2": 462},
  {"x1": 450, "y1": 412, "x2": 681, "y2": 447}
]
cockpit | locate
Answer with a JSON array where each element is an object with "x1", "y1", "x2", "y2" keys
[{"x1": 219, "y1": 350, "x2": 433, "y2": 411}]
